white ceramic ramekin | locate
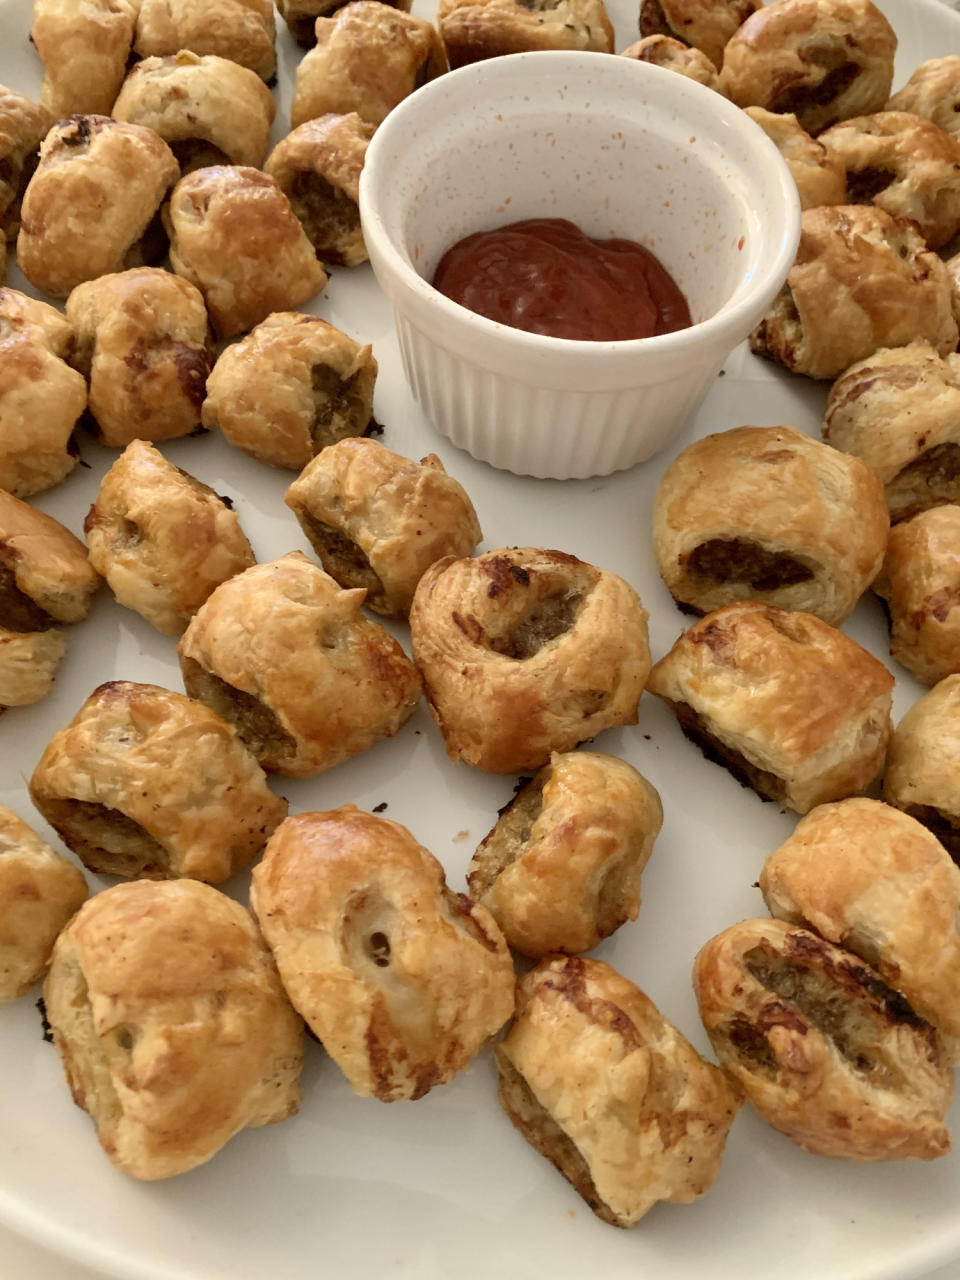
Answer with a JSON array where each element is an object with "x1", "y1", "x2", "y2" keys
[{"x1": 359, "y1": 51, "x2": 801, "y2": 480}]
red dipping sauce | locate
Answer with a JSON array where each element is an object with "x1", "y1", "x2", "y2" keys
[{"x1": 431, "y1": 217, "x2": 692, "y2": 342}]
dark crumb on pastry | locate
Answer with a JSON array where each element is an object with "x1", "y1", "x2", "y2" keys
[
  {"x1": 217, "y1": 493, "x2": 234, "y2": 509},
  {"x1": 36, "y1": 996, "x2": 54, "y2": 1044},
  {"x1": 901, "y1": 802, "x2": 960, "y2": 864},
  {"x1": 299, "y1": 511, "x2": 383, "y2": 603},
  {"x1": 469, "y1": 771, "x2": 547, "y2": 897},
  {"x1": 41, "y1": 798, "x2": 171, "y2": 878},
  {"x1": 0, "y1": 561, "x2": 58, "y2": 633},
  {"x1": 685, "y1": 538, "x2": 816, "y2": 593},
  {"x1": 667, "y1": 698, "x2": 784, "y2": 803},
  {"x1": 181, "y1": 661, "x2": 297, "y2": 767},
  {"x1": 489, "y1": 590, "x2": 583, "y2": 660},
  {"x1": 372, "y1": 801, "x2": 388, "y2": 813},
  {"x1": 363, "y1": 417, "x2": 385, "y2": 438},
  {"x1": 310, "y1": 363, "x2": 370, "y2": 450}
]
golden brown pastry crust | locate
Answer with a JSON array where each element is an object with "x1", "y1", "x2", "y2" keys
[
  {"x1": 291, "y1": 3, "x2": 448, "y2": 128},
  {"x1": 0, "y1": 805, "x2": 87, "y2": 1003},
  {"x1": 409, "y1": 547, "x2": 651, "y2": 775},
  {"x1": 620, "y1": 35, "x2": 720, "y2": 88},
  {"x1": 693, "y1": 918, "x2": 953, "y2": 1161},
  {"x1": 646, "y1": 602, "x2": 894, "y2": 814},
  {"x1": 284, "y1": 438, "x2": 481, "y2": 618},
  {"x1": 265, "y1": 114, "x2": 374, "y2": 268},
  {"x1": 29, "y1": 680, "x2": 287, "y2": 882},
  {"x1": 202, "y1": 312, "x2": 376, "y2": 469},
  {"x1": 31, "y1": 0, "x2": 138, "y2": 118},
  {"x1": 652, "y1": 424, "x2": 888, "y2": 625},
  {"x1": 637, "y1": 0, "x2": 757, "y2": 68},
  {"x1": 819, "y1": 111, "x2": 960, "y2": 251},
  {"x1": 250, "y1": 805, "x2": 514, "y2": 1101},
  {"x1": 43, "y1": 879, "x2": 303, "y2": 1180},
  {"x1": 0, "y1": 628, "x2": 67, "y2": 710},
  {"x1": 750, "y1": 205, "x2": 958, "y2": 381},
  {"x1": 823, "y1": 343, "x2": 960, "y2": 523},
  {"x1": 112, "y1": 53, "x2": 277, "y2": 171},
  {"x1": 883, "y1": 676, "x2": 960, "y2": 865},
  {"x1": 718, "y1": 0, "x2": 897, "y2": 134},
  {"x1": 178, "y1": 552, "x2": 422, "y2": 777},
  {"x1": 437, "y1": 0, "x2": 614, "y2": 69},
  {"x1": 166, "y1": 167, "x2": 327, "y2": 339},
  {"x1": 134, "y1": 0, "x2": 277, "y2": 81},
  {"x1": 0, "y1": 487, "x2": 99, "y2": 624},
  {"x1": 468, "y1": 751, "x2": 663, "y2": 957},
  {"x1": 84, "y1": 440, "x2": 256, "y2": 635},
  {"x1": 0, "y1": 288, "x2": 87, "y2": 498},
  {"x1": 65, "y1": 268, "x2": 211, "y2": 447},
  {"x1": 887, "y1": 56, "x2": 960, "y2": 140},
  {"x1": 743, "y1": 107, "x2": 846, "y2": 210},
  {"x1": 0, "y1": 86, "x2": 52, "y2": 242},
  {"x1": 759, "y1": 798, "x2": 960, "y2": 1063},
  {"x1": 873, "y1": 505, "x2": 960, "y2": 686},
  {"x1": 278, "y1": 0, "x2": 412, "y2": 46},
  {"x1": 497, "y1": 955, "x2": 741, "y2": 1226},
  {"x1": 17, "y1": 116, "x2": 179, "y2": 300}
]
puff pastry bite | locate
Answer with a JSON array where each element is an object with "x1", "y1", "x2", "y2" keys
[
  {"x1": 17, "y1": 116, "x2": 179, "y2": 300},
  {"x1": 202, "y1": 312, "x2": 377, "y2": 470},
  {"x1": 887, "y1": 56, "x2": 960, "y2": 141},
  {"x1": 467, "y1": 751, "x2": 663, "y2": 957},
  {"x1": 883, "y1": 675, "x2": 960, "y2": 865},
  {"x1": 178, "y1": 552, "x2": 421, "y2": 777},
  {"x1": 30, "y1": 680, "x2": 287, "y2": 882},
  {"x1": 759, "y1": 798, "x2": 960, "y2": 1063},
  {"x1": 652, "y1": 424, "x2": 888, "y2": 625},
  {"x1": 693, "y1": 918, "x2": 952, "y2": 1161},
  {"x1": 0, "y1": 87, "x2": 52, "y2": 245},
  {"x1": 31, "y1": 0, "x2": 138, "y2": 118},
  {"x1": 718, "y1": 0, "x2": 897, "y2": 135},
  {"x1": 872, "y1": 505, "x2": 960, "y2": 686},
  {"x1": 750, "y1": 206, "x2": 958, "y2": 381},
  {"x1": 620, "y1": 36, "x2": 720, "y2": 88},
  {"x1": 278, "y1": 0, "x2": 411, "y2": 45},
  {"x1": 409, "y1": 547, "x2": 651, "y2": 775},
  {"x1": 0, "y1": 288, "x2": 87, "y2": 498},
  {"x1": 265, "y1": 114, "x2": 374, "y2": 268},
  {"x1": 43, "y1": 879, "x2": 303, "y2": 1180},
  {"x1": 134, "y1": 0, "x2": 277, "y2": 82},
  {"x1": 743, "y1": 108, "x2": 846, "y2": 210},
  {"x1": 823, "y1": 343, "x2": 960, "y2": 523},
  {"x1": 84, "y1": 440, "x2": 256, "y2": 635},
  {"x1": 437, "y1": 0, "x2": 614, "y2": 69},
  {"x1": 285, "y1": 438, "x2": 481, "y2": 618},
  {"x1": 112, "y1": 53, "x2": 277, "y2": 172},
  {"x1": 65, "y1": 268, "x2": 211, "y2": 447},
  {"x1": 637, "y1": 0, "x2": 758, "y2": 68},
  {"x1": 251, "y1": 806, "x2": 514, "y2": 1101},
  {"x1": 819, "y1": 112, "x2": 960, "y2": 251},
  {"x1": 0, "y1": 806, "x2": 87, "y2": 1003},
  {"x1": 291, "y1": 3, "x2": 448, "y2": 129},
  {"x1": 646, "y1": 602, "x2": 894, "y2": 813},
  {"x1": 497, "y1": 955, "x2": 741, "y2": 1226},
  {"x1": 166, "y1": 167, "x2": 327, "y2": 339}
]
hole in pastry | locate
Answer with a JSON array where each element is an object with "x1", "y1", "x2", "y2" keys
[
  {"x1": 489, "y1": 590, "x2": 583, "y2": 660},
  {"x1": 845, "y1": 165, "x2": 897, "y2": 204},
  {"x1": 890, "y1": 443, "x2": 960, "y2": 522},
  {"x1": 112, "y1": 516, "x2": 143, "y2": 549},
  {"x1": 122, "y1": 205, "x2": 169, "y2": 271},
  {"x1": 0, "y1": 560, "x2": 58, "y2": 633},
  {"x1": 288, "y1": 170, "x2": 361, "y2": 266},
  {"x1": 42, "y1": 798, "x2": 171, "y2": 879},
  {"x1": 367, "y1": 930, "x2": 391, "y2": 966},
  {"x1": 300, "y1": 511, "x2": 384, "y2": 605},
  {"x1": 310, "y1": 363, "x2": 369, "y2": 451},
  {"x1": 112, "y1": 1025, "x2": 139, "y2": 1053},
  {"x1": 666, "y1": 699, "x2": 786, "y2": 804},
  {"x1": 769, "y1": 62, "x2": 861, "y2": 125},
  {"x1": 180, "y1": 662, "x2": 297, "y2": 767},
  {"x1": 169, "y1": 138, "x2": 232, "y2": 175},
  {"x1": 725, "y1": 1015, "x2": 778, "y2": 1076},
  {"x1": 902, "y1": 803, "x2": 960, "y2": 865},
  {"x1": 469, "y1": 772, "x2": 547, "y2": 899},
  {"x1": 685, "y1": 538, "x2": 816, "y2": 594}
]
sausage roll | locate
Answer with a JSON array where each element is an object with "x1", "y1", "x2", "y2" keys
[
  {"x1": 17, "y1": 116, "x2": 179, "y2": 299},
  {"x1": 43, "y1": 879, "x2": 303, "y2": 1180},
  {"x1": 0, "y1": 86, "x2": 52, "y2": 244},
  {"x1": 250, "y1": 806, "x2": 514, "y2": 1101},
  {"x1": 84, "y1": 440, "x2": 255, "y2": 635},
  {"x1": 284, "y1": 438, "x2": 482, "y2": 618},
  {"x1": 291, "y1": 3, "x2": 447, "y2": 129},
  {"x1": 278, "y1": 0, "x2": 411, "y2": 45},
  {"x1": 887, "y1": 56, "x2": 960, "y2": 141},
  {"x1": 823, "y1": 343, "x2": 960, "y2": 524},
  {"x1": 0, "y1": 805, "x2": 87, "y2": 1003},
  {"x1": 29, "y1": 680, "x2": 287, "y2": 882},
  {"x1": 759, "y1": 798, "x2": 960, "y2": 1063},
  {"x1": 620, "y1": 36, "x2": 720, "y2": 89},
  {"x1": 409, "y1": 547, "x2": 651, "y2": 775},
  {"x1": 31, "y1": 0, "x2": 138, "y2": 118},
  {"x1": 883, "y1": 675, "x2": 960, "y2": 866},
  {"x1": 178, "y1": 552, "x2": 422, "y2": 777},
  {"x1": 0, "y1": 288, "x2": 87, "y2": 498},
  {"x1": 637, "y1": 0, "x2": 758, "y2": 69},
  {"x1": 693, "y1": 918, "x2": 952, "y2": 1161},
  {"x1": 265, "y1": 113, "x2": 374, "y2": 268},
  {"x1": 497, "y1": 955, "x2": 741, "y2": 1226},
  {"x1": 718, "y1": 0, "x2": 897, "y2": 135},
  {"x1": 652, "y1": 424, "x2": 888, "y2": 625},
  {"x1": 750, "y1": 205, "x2": 958, "y2": 381},
  {"x1": 65, "y1": 268, "x2": 212, "y2": 446},
  {"x1": 202, "y1": 312, "x2": 376, "y2": 470},
  {"x1": 467, "y1": 751, "x2": 663, "y2": 957},
  {"x1": 112, "y1": 53, "x2": 277, "y2": 172},
  {"x1": 819, "y1": 112, "x2": 960, "y2": 251},
  {"x1": 134, "y1": 0, "x2": 277, "y2": 82},
  {"x1": 646, "y1": 602, "x2": 894, "y2": 814},
  {"x1": 166, "y1": 167, "x2": 327, "y2": 339},
  {"x1": 743, "y1": 108, "x2": 847, "y2": 210},
  {"x1": 873, "y1": 505, "x2": 960, "y2": 686},
  {"x1": 437, "y1": 0, "x2": 614, "y2": 69}
]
